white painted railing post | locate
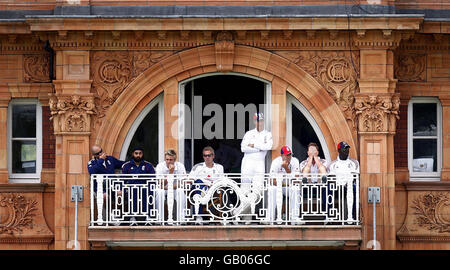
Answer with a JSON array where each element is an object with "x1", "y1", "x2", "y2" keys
[
  {"x1": 96, "y1": 174, "x2": 104, "y2": 225},
  {"x1": 276, "y1": 176, "x2": 283, "y2": 224},
  {"x1": 167, "y1": 175, "x2": 174, "y2": 225}
]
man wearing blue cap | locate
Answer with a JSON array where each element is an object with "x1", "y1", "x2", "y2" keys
[
  {"x1": 328, "y1": 141, "x2": 360, "y2": 223},
  {"x1": 121, "y1": 146, "x2": 156, "y2": 225}
]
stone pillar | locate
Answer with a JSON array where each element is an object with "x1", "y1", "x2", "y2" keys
[
  {"x1": 51, "y1": 50, "x2": 94, "y2": 250},
  {"x1": 0, "y1": 93, "x2": 11, "y2": 183},
  {"x1": 355, "y1": 31, "x2": 401, "y2": 250}
]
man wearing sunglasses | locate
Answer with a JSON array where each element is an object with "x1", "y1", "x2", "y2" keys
[
  {"x1": 88, "y1": 145, "x2": 125, "y2": 225},
  {"x1": 88, "y1": 145, "x2": 125, "y2": 175},
  {"x1": 188, "y1": 146, "x2": 224, "y2": 224}
]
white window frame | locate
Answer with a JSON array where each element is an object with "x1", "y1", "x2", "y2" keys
[
  {"x1": 120, "y1": 93, "x2": 164, "y2": 162},
  {"x1": 286, "y1": 93, "x2": 331, "y2": 163},
  {"x1": 408, "y1": 97, "x2": 442, "y2": 181},
  {"x1": 7, "y1": 99, "x2": 42, "y2": 183}
]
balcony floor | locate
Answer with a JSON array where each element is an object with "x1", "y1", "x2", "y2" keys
[{"x1": 88, "y1": 225, "x2": 362, "y2": 250}]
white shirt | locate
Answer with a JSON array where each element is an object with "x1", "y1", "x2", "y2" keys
[
  {"x1": 189, "y1": 162, "x2": 224, "y2": 182},
  {"x1": 155, "y1": 161, "x2": 187, "y2": 175},
  {"x1": 328, "y1": 157, "x2": 360, "y2": 174},
  {"x1": 299, "y1": 158, "x2": 329, "y2": 174},
  {"x1": 328, "y1": 157, "x2": 360, "y2": 185},
  {"x1": 269, "y1": 156, "x2": 300, "y2": 175},
  {"x1": 241, "y1": 128, "x2": 273, "y2": 161}
]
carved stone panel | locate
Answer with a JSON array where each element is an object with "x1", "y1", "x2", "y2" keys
[
  {"x1": 398, "y1": 191, "x2": 450, "y2": 241},
  {"x1": 23, "y1": 54, "x2": 51, "y2": 83},
  {"x1": 355, "y1": 94, "x2": 400, "y2": 133},
  {"x1": 0, "y1": 194, "x2": 37, "y2": 235},
  {"x1": 275, "y1": 51, "x2": 360, "y2": 130},
  {"x1": 395, "y1": 53, "x2": 426, "y2": 82},
  {"x1": 90, "y1": 51, "x2": 172, "y2": 119}
]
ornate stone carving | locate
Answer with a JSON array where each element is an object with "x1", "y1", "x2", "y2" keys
[
  {"x1": 395, "y1": 53, "x2": 426, "y2": 82},
  {"x1": 0, "y1": 194, "x2": 37, "y2": 235},
  {"x1": 215, "y1": 31, "x2": 235, "y2": 72},
  {"x1": 398, "y1": 190, "x2": 450, "y2": 242},
  {"x1": 23, "y1": 54, "x2": 51, "y2": 83},
  {"x1": 49, "y1": 94, "x2": 96, "y2": 133},
  {"x1": 91, "y1": 51, "x2": 132, "y2": 119},
  {"x1": 91, "y1": 51, "x2": 172, "y2": 119},
  {"x1": 276, "y1": 51, "x2": 360, "y2": 130},
  {"x1": 355, "y1": 94, "x2": 400, "y2": 133},
  {"x1": 412, "y1": 193, "x2": 450, "y2": 233}
]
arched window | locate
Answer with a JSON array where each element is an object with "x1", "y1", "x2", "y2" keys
[
  {"x1": 286, "y1": 94, "x2": 331, "y2": 164},
  {"x1": 120, "y1": 94, "x2": 164, "y2": 166}
]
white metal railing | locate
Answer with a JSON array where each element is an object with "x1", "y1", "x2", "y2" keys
[{"x1": 89, "y1": 173, "x2": 360, "y2": 227}]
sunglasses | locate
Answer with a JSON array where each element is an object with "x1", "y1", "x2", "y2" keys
[
  {"x1": 203, "y1": 154, "x2": 213, "y2": 157},
  {"x1": 94, "y1": 149, "x2": 103, "y2": 156}
]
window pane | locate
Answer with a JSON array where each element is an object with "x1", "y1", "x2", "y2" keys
[
  {"x1": 412, "y1": 139, "x2": 437, "y2": 172},
  {"x1": 12, "y1": 104, "x2": 36, "y2": 138},
  {"x1": 413, "y1": 103, "x2": 437, "y2": 136},
  {"x1": 291, "y1": 104, "x2": 324, "y2": 162},
  {"x1": 126, "y1": 105, "x2": 159, "y2": 165},
  {"x1": 12, "y1": 140, "x2": 36, "y2": 173}
]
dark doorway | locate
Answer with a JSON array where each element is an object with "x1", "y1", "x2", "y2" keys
[{"x1": 184, "y1": 75, "x2": 266, "y2": 173}]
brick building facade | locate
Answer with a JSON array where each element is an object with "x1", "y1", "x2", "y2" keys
[{"x1": 0, "y1": 0, "x2": 449, "y2": 250}]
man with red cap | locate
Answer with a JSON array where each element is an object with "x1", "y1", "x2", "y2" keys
[
  {"x1": 237, "y1": 112, "x2": 273, "y2": 223},
  {"x1": 328, "y1": 141, "x2": 360, "y2": 223},
  {"x1": 268, "y1": 146, "x2": 302, "y2": 224}
]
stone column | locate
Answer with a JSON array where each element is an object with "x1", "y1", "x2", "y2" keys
[
  {"x1": 50, "y1": 50, "x2": 94, "y2": 250},
  {"x1": 0, "y1": 93, "x2": 11, "y2": 183},
  {"x1": 355, "y1": 30, "x2": 401, "y2": 250}
]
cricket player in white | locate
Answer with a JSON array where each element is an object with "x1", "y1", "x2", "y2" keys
[
  {"x1": 269, "y1": 146, "x2": 302, "y2": 224},
  {"x1": 328, "y1": 141, "x2": 360, "y2": 223},
  {"x1": 188, "y1": 146, "x2": 224, "y2": 224},
  {"x1": 155, "y1": 149, "x2": 187, "y2": 224},
  {"x1": 238, "y1": 113, "x2": 273, "y2": 222}
]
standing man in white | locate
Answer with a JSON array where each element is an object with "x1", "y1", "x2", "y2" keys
[
  {"x1": 155, "y1": 149, "x2": 187, "y2": 225},
  {"x1": 269, "y1": 146, "x2": 301, "y2": 224},
  {"x1": 328, "y1": 141, "x2": 360, "y2": 223},
  {"x1": 238, "y1": 112, "x2": 273, "y2": 223}
]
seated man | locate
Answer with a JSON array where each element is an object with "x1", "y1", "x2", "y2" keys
[
  {"x1": 155, "y1": 149, "x2": 187, "y2": 224},
  {"x1": 188, "y1": 146, "x2": 224, "y2": 224},
  {"x1": 328, "y1": 141, "x2": 360, "y2": 223},
  {"x1": 121, "y1": 146, "x2": 155, "y2": 225},
  {"x1": 299, "y1": 142, "x2": 328, "y2": 183},
  {"x1": 268, "y1": 146, "x2": 301, "y2": 224}
]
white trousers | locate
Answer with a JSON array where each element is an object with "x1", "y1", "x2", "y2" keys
[
  {"x1": 155, "y1": 189, "x2": 187, "y2": 223},
  {"x1": 267, "y1": 185, "x2": 301, "y2": 223},
  {"x1": 238, "y1": 157, "x2": 265, "y2": 218}
]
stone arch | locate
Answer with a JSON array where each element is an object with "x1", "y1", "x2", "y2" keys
[{"x1": 94, "y1": 45, "x2": 356, "y2": 160}]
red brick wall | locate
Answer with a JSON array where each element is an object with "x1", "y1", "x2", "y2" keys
[
  {"x1": 394, "y1": 104, "x2": 408, "y2": 168},
  {"x1": 42, "y1": 106, "x2": 55, "y2": 169}
]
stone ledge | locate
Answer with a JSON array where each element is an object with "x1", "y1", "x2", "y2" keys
[{"x1": 89, "y1": 226, "x2": 362, "y2": 242}]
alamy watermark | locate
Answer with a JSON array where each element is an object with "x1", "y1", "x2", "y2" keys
[{"x1": 170, "y1": 96, "x2": 280, "y2": 148}]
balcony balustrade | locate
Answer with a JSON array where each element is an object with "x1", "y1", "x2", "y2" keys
[{"x1": 89, "y1": 173, "x2": 360, "y2": 227}]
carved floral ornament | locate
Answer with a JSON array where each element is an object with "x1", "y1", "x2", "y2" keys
[
  {"x1": 395, "y1": 53, "x2": 426, "y2": 82},
  {"x1": 90, "y1": 51, "x2": 172, "y2": 119},
  {"x1": 23, "y1": 54, "x2": 51, "y2": 83},
  {"x1": 412, "y1": 193, "x2": 450, "y2": 233},
  {"x1": 354, "y1": 94, "x2": 400, "y2": 133},
  {"x1": 49, "y1": 94, "x2": 96, "y2": 133},
  {"x1": 275, "y1": 51, "x2": 360, "y2": 131},
  {"x1": 0, "y1": 194, "x2": 37, "y2": 235}
]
